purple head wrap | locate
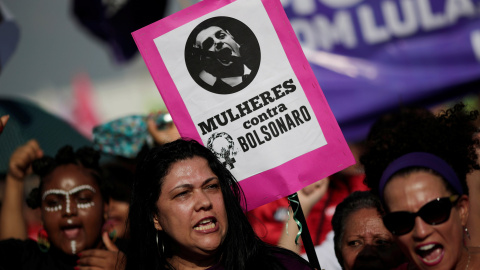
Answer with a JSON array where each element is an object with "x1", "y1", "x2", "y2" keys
[{"x1": 378, "y1": 152, "x2": 463, "y2": 200}]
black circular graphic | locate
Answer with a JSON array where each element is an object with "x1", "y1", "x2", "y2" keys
[{"x1": 185, "y1": 17, "x2": 261, "y2": 95}]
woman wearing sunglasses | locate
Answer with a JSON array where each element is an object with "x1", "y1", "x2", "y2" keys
[{"x1": 361, "y1": 104, "x2": 480, "y2": 270}]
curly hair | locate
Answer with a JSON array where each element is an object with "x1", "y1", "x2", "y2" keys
[
  {"x1": 26, "y1": 145, "x2": 104, "y2": 209},
  {"x1": 361, "y1": 103, "x2": 480, "y2": 197},
  {"x1": 126, "y1": 139, "x2": 311, "y2": 270}
]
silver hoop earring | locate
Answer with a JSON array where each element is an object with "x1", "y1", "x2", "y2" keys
[{"x1": 156, "y1": 231, "x2": 165, "y2": 253}]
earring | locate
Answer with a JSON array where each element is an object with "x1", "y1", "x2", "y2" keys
[
  {"x1": 37, "y1": 228, "x2": 50, "y2": 253},
  {"x1": 465, "y1": 227, "x2": 471, "y2": 240},
  {"x1": 156, "y1": 231, "x2": 165, "y2": 254}
]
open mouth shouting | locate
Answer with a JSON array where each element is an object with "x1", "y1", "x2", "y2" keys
[
  {"x1": 61, "y1": 224, "x2": 82, "y2": 240},
  {"x1": 194, "y1": 217, "x2": 218, "y2": 232},
  {"x1": 215, "y1": 47, "x2": 234, "y2": 65},
  {"x1": 415, "y1": 243, "x2": 444, "y2": 266}
]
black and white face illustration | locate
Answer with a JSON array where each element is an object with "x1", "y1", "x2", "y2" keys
[
  {"x1": 195, "y1": 26, "x2": 242, "y2": 67},
  {"x1": 185, "y1": 17, "x2": 261, "y2": 95}
]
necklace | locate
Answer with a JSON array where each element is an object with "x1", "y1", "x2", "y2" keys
[{"x1": 465, "y1": 253, "x2": 471, "y2": 270}]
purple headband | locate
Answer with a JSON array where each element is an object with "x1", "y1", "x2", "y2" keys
[{"x1": 379, "y1": 152, "x2": 463, "y2": 199}]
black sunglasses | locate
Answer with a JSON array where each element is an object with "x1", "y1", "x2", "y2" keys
[{"x1": 383, "y1": 195, "x2": 459, "y2": 236}]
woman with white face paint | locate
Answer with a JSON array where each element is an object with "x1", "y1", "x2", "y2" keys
[{"x1": 0, "y1": 143, "x2": 124, "y2": 270}]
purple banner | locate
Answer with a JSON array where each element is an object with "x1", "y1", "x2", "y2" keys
[{"x1": 283, "y1": 0, "x2": 480, "y2": 141}]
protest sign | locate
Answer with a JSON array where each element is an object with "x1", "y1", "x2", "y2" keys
[
  {"x1": 283, "y1": 0, "x2": 480, "y2": 142},
  {"x1": 132, "y1": 0, "x2": 355, "y2": 209}
]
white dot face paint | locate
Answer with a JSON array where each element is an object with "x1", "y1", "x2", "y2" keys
[
  {"x1": 39, "y1": 164, "x2": 105, "y2": 257},
  {"x1": 78, "y1": 201, "x2": 95, "y2": 209},
  {"x1": 71, "y1": 240, "x2": 76, "y2": 254},
  {"x1": 66, "y1": 192, "x2": 71, "y2": 214},
  {"x1": 69, "y1": 184, "x2": 96, "y2": 194},
  {"x1": 42, "y1": 185, "x2": 97, "y2": 213},
  {"x1": 43, "y1": 189, "x2": 67, "y2": 212},
  {"x1": 70, "y1": 185, "x2": 97, "y2": 211},
  {"x1": 45, "y1": 205, "x2": 63, "y2": 212}
]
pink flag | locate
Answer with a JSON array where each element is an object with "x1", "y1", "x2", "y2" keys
[{"x1": 132, "y1": 0, "x2": 354, "y2": 209}]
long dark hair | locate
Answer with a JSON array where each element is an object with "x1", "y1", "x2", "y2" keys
[{"x1": 125, "y1": 139, "x2": 310, "y2": 270}]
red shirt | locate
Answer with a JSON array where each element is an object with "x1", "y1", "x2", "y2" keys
[{"x1": 247, "y1": 173, "x2": 368, "y2": 252}]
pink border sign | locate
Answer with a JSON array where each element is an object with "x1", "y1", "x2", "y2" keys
[{"x1": 132, "y1": 0, "x2": 355, "y2": 209}]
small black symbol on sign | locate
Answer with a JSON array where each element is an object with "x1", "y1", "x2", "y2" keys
[{"x1": 207, "y1": 132, "x2": 238, "y2": 169}]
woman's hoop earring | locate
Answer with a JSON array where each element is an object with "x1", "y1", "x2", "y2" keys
[
  {"x1": 156, "y1": 231, "x2": 165, "y2": 253},
  {"x1": 37, "y1": 228, "x2": 50, "y2": 253}
]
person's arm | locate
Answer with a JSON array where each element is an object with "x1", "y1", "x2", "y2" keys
[
  {"x1": 0, "y1": 140, "x2": 43, "y2": 240},
  {"x1": 277, "y1": 178, "x2": 329, "y2": 254},
  {"x1": 147, "y1": 116, "x2": 180, "y2": 145}
]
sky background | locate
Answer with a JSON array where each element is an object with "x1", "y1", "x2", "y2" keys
[{"x1": 0, "y1": 0, "x2": 185, "y2": 131}]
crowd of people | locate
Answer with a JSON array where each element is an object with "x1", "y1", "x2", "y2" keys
[{"x1": 0, "y1": 101, "x2": 480, "y2": 270}]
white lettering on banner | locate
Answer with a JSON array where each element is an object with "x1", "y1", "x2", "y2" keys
[
  {"x1": 291, "y1": 11, "x2": 356, "y2": 50},
  {"x1": 471, "y1": 30, "x2": 480, "y2": 61},
  {"x1": 315, "y1": 12, "x2": 357, "y2": 50},
  {"x1": 280, "y1": 0, "x2": 365, "y2": 15},
  {"x1": 358, "y1": 5, "x2": 390, "y2": 44},
  {"x1": 284, "y1": 0, "x2": 480, "y2": 50},
  {"x1": 383, "y1": 0, "x2": 418, "y2": 38},
  {"x1": 314, "y1": 12, "x2": 356, "y2": 50},
  {"x1": 318, "y1": 0, "x2": 365, "y2": 8},
  {"x1": 290, "y1": 20, "x2": 317, "y2": 50},
  {"x1": 418, "y1": 0, "x2": 449, "y2": 31},
  {"x1": 445, "y1": 0, "x2": 476, "y2": 24}
]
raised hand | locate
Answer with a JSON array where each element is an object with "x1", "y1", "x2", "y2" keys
[
  {"x1": 147, "y1": 114, "x2": 180, "y2": 145},
  {"x1": 297, "y1": 178, "x2": 330, "y2": 215},
  {"x1": 8, "y1": 139, "x2": 43, "y2": 180},
  {"x1": 0, "y1": 139, "x2": 43, "y2": 240}
]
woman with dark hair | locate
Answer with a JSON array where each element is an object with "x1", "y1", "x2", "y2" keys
[
  {"x1": 0, "y1": 142, "x2": 123, "y2": 269},
  {"x1": 126, "y1": 139, "x2": 313, "y2": 270},
  {"x1": 361, "y1": 104, "x2": 480, "y2": 270},
  {"x1": 331, "y1": 191, "x2": 405, "y2": 270}
]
